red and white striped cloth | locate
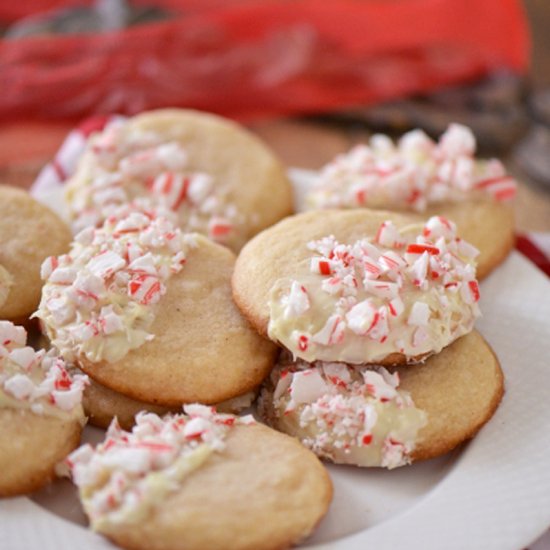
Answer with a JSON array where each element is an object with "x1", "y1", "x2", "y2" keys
[{"x1": 30, "y1": 115, "x2": 550, "y2": 280}]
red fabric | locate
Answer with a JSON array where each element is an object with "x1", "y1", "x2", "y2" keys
[
  {"x1": 516, "y1": 234, "x2": 550, "y2": 277},
  {"x1": 0, "y1": 0, "x2": 530, "y2": 122},
  {"x1": 78, "y1": 114, "x2": 113, "y2": 138},
  {"x1": 0, "y1": 1, "x2": 88, "y2": 22}
]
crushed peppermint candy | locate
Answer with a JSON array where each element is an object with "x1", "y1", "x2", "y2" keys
[
  {"x1": 35, "y1": 204, "x2": 196, "y2": 364},
  {"x1": 306, "y1": 123, "x2": 517, "y2": 212},
  {"x1": 261, "y1": 357, "x2": 426, "y2": 469},
  {"x1": 268, "y1": 216, "x2": 481, "y2": 364},
  {"x1": 67, "y1": 404, "x2": 254, "y2": 528},
  {"x1": 65, "y1": 119, "x2": 241, "y2": 246},
  {"x1": 0, "y1": 321, "x2": 88, "y2": 418}
]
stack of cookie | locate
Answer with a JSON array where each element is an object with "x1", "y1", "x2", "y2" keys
[
  {"x1": 0, "y1": 113, "x2": 514, "y2": 550},
  {"x1": 232, "y1": 124, "x2": 512, "y2": 469},
  {"x1": 1, "y1": 109, "x2": 333, "y2": 550},
  {"x1": 35, "y1": 109, "x2": 299, "y2": 427}
]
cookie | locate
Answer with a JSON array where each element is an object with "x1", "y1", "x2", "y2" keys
[
  {"x1": 82, "y1": 375, "x2": 257, "y2": 430},
  {"x1": 37, "y1": 207, "x2": 277, "y2": 406},
  {"x1": 0, "y1": 185, "x2": 72, "y2": 322},
  {"x1": 304, "y1": 124, "x2": 515, "y2": 279},
  {"x1": 260, "y1": 330, "x2": 503, "y2": 467},
  {"x1": 233, "y1": 210, "x2": 481, "y2": 366},
  {"x1": 64, "y1": 108, "x2": 293, "y2": 252},
  {"x1": 0, "y1": 321, "x2": 87, "y2": 497},
  {"x1": 68, "y1": 405, "x2": 332, "y2": 550}
]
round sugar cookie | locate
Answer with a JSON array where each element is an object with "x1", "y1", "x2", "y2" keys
[
  {"x1": 83, "y1": 375, "x2": 257, "y2": 430},
  {"x1": 75, "y1": 235, "x2": 277, "y2": 406},
  {"x1": 233, "y1": 209, "x2": 481, "y2": 366},
  {"x1": 0, "y1": 185, "x2": 72, "y2": 321},
  {"x1": 0, "y1": 409, "x2": 81, "y2": 496},
  {"x1": 0, "y1": 321, "x2": 87, "y2": 497},
  {"x1": 69, "y1": 408, "x2": 332, "y2": 550},
  {"x1": 260, "y1": 330, "x2": 503, "y2": 467},
  {"x1": 65, "y1": 108, "x2": 293, "y2": 252}
]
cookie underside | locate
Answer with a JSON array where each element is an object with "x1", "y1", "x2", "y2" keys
[
  {"x1": 83, "y1": 376, "x2": 258, "y2": 430},
  {"x1": 399, "y1": 330, "x2": 504, "y2": 461},
  {"x1": 82, "y1": 377, "x2": 175, "y2": 430}
]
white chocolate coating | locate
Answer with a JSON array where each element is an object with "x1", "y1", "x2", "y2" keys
[
  {"x1": 36, "y1": 205, "x2": 196, "y2": 364},
  {"x1": 268, "y1": 216, "x2": 481, "y2": 365},
  {"x1": 260, "y1": 356, "x2": 426, "y2": 468},
  {"x1": 0, "y1": 321, "x2": 87, "y2": 421},
  {"x1": 67, "y1": 405, "x2": 254, "y2": 529}
]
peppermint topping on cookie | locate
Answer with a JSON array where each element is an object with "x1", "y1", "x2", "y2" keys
[
  {"x1": 306, "y1": 124, "x2": 517, "y2": 211},
  {"x1": 0, "y1": 321, "x2": 87, "y2": 418},
  {"x1": 268, "y1": 216, "x2": 480, "y2": 364},
  {"x1": 66, "y1": 119, "x2": 240, "y2": 244},
  {"x1": 36, "y1": 205, "x2": 196, "y2": 363},
  {"x1": 262, "y1": 359, "x2": 426, "y2": 469},
  {"x1": 67, "y1": 405, "x2": 254, "y2": 528}
]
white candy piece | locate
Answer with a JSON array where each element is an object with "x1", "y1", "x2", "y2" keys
[
  {"x1": 290, "y1": 370, "x2": 329, "y2": 405},
  {"x1": 407, "y1": 301, "x2": 431, "y2": 326},
  {"x1": 346, "y1": 300, "x2": 377, "y2": 335},
  {"x1": 283, "y1": 281, "x2": 310, "y2": 319}
]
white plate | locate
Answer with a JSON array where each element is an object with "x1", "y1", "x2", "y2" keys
[{"x1": 2, "y1": 174, "x2": 550, "y2": 550}]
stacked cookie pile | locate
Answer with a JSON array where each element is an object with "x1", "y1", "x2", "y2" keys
[
  {"x1": 0, "y1": 113, "x2": 515, "y2": 550},
  {"x1": 0, "y1": 110, "x2": 332, "y2": 550},
  {"x1": 233, "y1": 210, "x2": 504, "y2": 468},
  {"x1": 232, "y1": 124, "x2": 514, "y2": 469}
]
